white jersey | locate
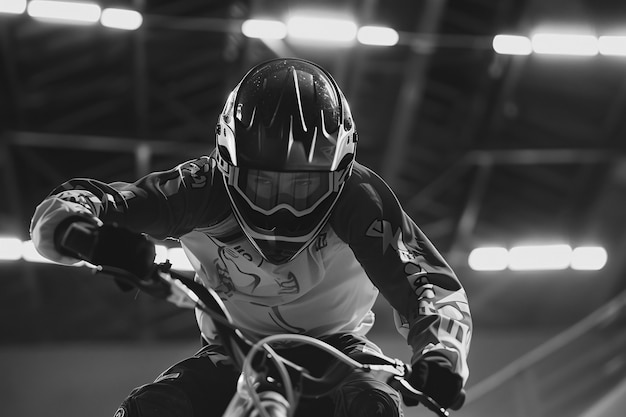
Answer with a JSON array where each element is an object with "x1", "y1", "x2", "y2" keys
[{"x1": 182, "y1": 222, "x2": 377, "y2": 343}]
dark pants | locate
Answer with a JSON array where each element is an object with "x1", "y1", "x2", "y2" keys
[{"x1": 115, "y1": 333, "x2": 402, "y2": 417}]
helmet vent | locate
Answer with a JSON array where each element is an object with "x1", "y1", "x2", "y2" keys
[{"x1": 289, "y1": 65, "x2": 309, "y2": 133}]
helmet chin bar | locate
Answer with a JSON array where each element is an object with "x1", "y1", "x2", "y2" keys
[
  {"x1": 251, "y1": 239, "x2": 304, "y2": 265},
  {"x1": 224, "y1": 173, "x2": 340, "y2": 265},
  {"x1": 235, "y1": 216, "x2": 319, "y2": 265}
]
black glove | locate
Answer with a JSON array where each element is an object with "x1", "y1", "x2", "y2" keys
[
  {"x1": 55, "y1": 219, "x2": 156, "y2": 281},
  {"x1": 406, "y1": 354, "x2": 465, "y2": 410}
]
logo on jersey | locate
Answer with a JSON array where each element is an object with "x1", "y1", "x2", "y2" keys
[
  {"x1": 366, "y1": 219, "x2": 424, "y2": 261},
  {"x1": 212, "y1": 244, "x2": 300, "y2": 297},
  {"x1": 276, "y1": 272, "x2": 300, "y2": 295},
  {"x1": 180, "y1": 159, "x2": 210, "y2": 188},
  {"x1": 57, "y1": 189, "x2": 103, "y2": 216},
  {"x1": 366, "y1": 218, "x2": 446, "y2": 268}
]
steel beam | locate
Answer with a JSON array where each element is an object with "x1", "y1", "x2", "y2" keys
[{"x1": 380, "y1": 0, "x2": 447, "y2": 188}]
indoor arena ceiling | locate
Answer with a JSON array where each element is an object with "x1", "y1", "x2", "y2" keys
[{"x1": 2, "y1": 0, "x2": 626, "y2": 343}]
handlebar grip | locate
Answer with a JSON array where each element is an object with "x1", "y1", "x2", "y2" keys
[
  {"x1": 393, "y1": 379, "x2": 450, "y2": 417},
  {"x1": 450, "y1": 389, "x2": 466, "y2": 410},
  {"x1": 56, "y1": 220, "x2": 156, "y2": 281},
  {"x1": 54, "y1": 217, "x2": 100, "y2": 260}
]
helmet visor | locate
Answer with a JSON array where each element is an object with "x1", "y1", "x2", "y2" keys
[{"x1": 231, "y1": 168, "x2": 340, "y2": 216}]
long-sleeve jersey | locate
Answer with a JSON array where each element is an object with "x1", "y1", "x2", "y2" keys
[{"x1": 30, "y1": 156, "x2": 472, "y2": 383}]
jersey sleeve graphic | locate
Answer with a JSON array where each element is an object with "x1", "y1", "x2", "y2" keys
[{"x1": 332, "y1": 163, "x2": 472, "y2": 384}]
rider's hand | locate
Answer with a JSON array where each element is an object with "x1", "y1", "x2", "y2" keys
[
  {"x1": 54, "y1": 219, "x2": 155, "y2": 281},
  {"x1": 406, "y1": 353, "x2": 465, "y2": 410},
  {"x1": 30, "y1": 196, "x2": 102, "y2": 265},
  {"x1": 88, "y1": 224, "x2": 156, "y2": 279}
]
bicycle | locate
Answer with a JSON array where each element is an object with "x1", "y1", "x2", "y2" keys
[{"x1": 57, "y1": 222, "x2": 451, "y2": 417}]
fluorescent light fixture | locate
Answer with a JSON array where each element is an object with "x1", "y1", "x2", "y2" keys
[
  {"x1": 509, "y1": 244, "x2": 572, "y2": 271},
  {"x1": 27, "y1": 0, "x2": 101, "y2": 24},
  {"x1": 468, "y1": 247, "x2": 508, "y2": 271},
  {"x1": 571, "y1": 246, "x2": 607, "y2": 270},
  {"x1": 101, "y1": 8, "x2": 142, "y2": 30},
  {"x1": 21, "y1": 240, "x2": 57, "y2": 264},
  {"x1": 357, "y1": 26, "x2": 399, "y2": 46},
  {"x1": 531, "y1": 33, "x2": 598, "y2": 56},
  {"x1": 287, "y1": 16, "x2": 357, "y2": 43},
  {"x1": 0, "y1": 238, "x2": 199, "y2": 272},
  {"x1": 22, "y1": 240, "x2": 85, "y2": 266},
  {"x1": 599, "y1": 36, "x2": 626, "y2": 56},
  {"x1": 469, "y1": 244, "x2": 608, "y2": 272},
  {"x1": 157, "y1": 244, "x2": 196, "y2": 271},
  {"x1": 492, "y1": 34, "x2": 532, "y2": 55},
  {"x1": 242, "y1": 19, "x2": 287, "y2": 39},
  {"x1": 0, "y1": 237, "x2": 23, "y2": 261},
  {"x1": 167, "y1": 247, "x2": 194, "y2": 272},
  {"x1": 0, "y1": 0, "x2": 27, "y2": 14},
  {"x1": 154, "y1": 244, "x2": 169, "y2": 264}
]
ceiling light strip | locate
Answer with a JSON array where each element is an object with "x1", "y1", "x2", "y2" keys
[{"x1": 469, "y1": 245, "x2": 608, "y2": 271}]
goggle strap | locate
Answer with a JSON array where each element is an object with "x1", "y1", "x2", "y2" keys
[{"x1": 217, "y1": 154, "x2": 238, "y2": 186}]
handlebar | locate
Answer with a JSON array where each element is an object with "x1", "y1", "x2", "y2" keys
[{"x1": 57, "y1": 221, "x2": 451, "y2": 417}]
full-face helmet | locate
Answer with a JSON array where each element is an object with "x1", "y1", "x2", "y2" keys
[{"x1": 215, "y1": 58, "x2": 357, "y2": 264}]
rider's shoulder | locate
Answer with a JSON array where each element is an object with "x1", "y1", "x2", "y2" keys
[
  {"x1": 341, "y1": 162, "x2": 397, "y2": 204},
  {"x1": 333, "y1": 162, "x2": 400, "y2": 222}
]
